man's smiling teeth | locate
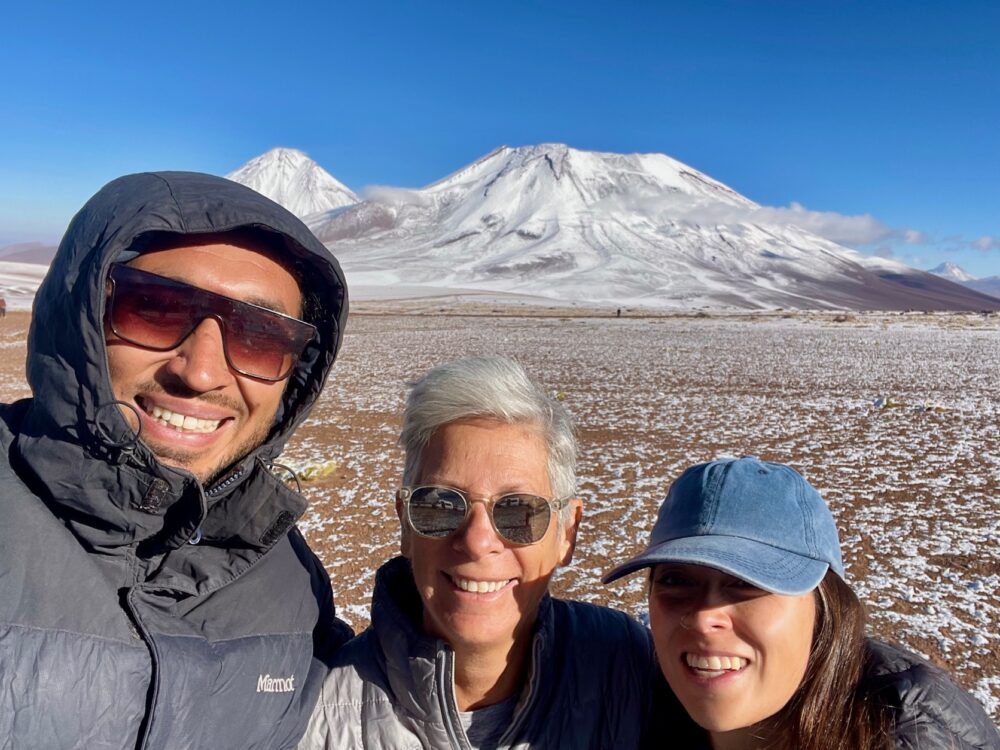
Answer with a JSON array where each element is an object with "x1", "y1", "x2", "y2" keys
[
  {"x1": 453, "y1": 576, "x2": 511, "y2": 593},
  {"x1": 685, "y1": 654, "x2": 748, "y2": 673},
  {"x1": 148, "y1": 404, "x2": 221, "y2": 433}
]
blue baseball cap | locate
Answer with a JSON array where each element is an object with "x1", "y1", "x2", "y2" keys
[{"x1": 602, "y1": 456, "x2": 844, "y2": 595}]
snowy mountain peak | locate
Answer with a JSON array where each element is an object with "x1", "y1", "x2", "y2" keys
[
  {"x1": 256, "y1": 147, "x2": 310, "y2": 166},
  {"x1": 929, "y1": 262, "x2": 1000, "y2": 300},
  {"x1": 929, "y1": 261, "x2": 977, "y2": 283},
  {"x1": 226, "y1": 148, "x2": 358, "y2": 219},
  {"x1": 425, "y1": 143, "x2": 750, "y2": 210},
  {"x1": 304, "y1": 142, "x2": 998, "y2": 311}
]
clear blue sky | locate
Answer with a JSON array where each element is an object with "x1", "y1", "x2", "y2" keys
[{"x1": 3, "y1": 0, "x2": 998, "y2": 275}]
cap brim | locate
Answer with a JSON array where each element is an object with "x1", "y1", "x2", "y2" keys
[{"x1": 601, "y1": 534, "x2": 830, "y2": 595}]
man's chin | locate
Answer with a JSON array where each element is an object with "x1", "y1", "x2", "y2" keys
[
  {"x1": 149, "y1": 449, "x2": 220, "y2": 484},
  {"x1": 138, "y1": 418, "x2": 271, "y2": 486},
  {"x1": 146, "y1": 442, "x2": 242, "y2": 486}
]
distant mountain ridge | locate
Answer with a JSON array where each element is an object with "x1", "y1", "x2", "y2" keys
[
  {"x1": 929, "y1": 261, "x2": 977, "y2": 283},
  {"x1": 929, "y1": 262, "x2": 1000, "y2": 300},
  {"x1": 6, "y1": 147, "x2": 994, "y2": 312},
  {"x1": 0, "y1": 242, "x2": 57, "y2": 265},
  {"x1": 289, "y1": 143, "x2": 997, "y2": 311}
]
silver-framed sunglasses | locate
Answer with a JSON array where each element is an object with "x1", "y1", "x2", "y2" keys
[{"x1": 397, "y1": 485, "x2": 572, "y2": 546}]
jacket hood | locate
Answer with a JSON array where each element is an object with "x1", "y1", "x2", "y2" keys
[
  {"x1": 29, "y1": 171, "x2": 347, "y2": 454},
  {"x1": 12, "y1": 172, "x2": 347, "y2": 578}
]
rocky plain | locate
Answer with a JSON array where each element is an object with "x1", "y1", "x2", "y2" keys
[{"x1": 3, "y1": 305, "x2": 997, "y2": 722}]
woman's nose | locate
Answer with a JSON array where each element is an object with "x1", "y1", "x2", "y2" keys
[
  {"x1": 679, "y1": 587, "x2": 735, "y2": 632},
  {"x1": 452, "y1": 502, "x2": 506, "y2": 558}
]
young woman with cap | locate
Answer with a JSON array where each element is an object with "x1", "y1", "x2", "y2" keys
[{"x1": 603, "y1": 456, "x2": 999, "y2": 750}]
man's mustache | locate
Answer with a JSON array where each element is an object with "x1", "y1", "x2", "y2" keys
[{"x1": 135, "y1": 378, "x2": 247, "y2": 417}]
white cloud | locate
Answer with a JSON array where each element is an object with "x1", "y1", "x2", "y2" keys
[
  {"x1": 756, "y1": 202, "x2": 893, "y2": 245},
  {"x1": 869, "y1": 245, "x2": 899, "y2": 259},
  {"x1": 972, "y1": 235, "x2": 999, "y2": 251},
  {"x1": 927, "y1": 234, "x2": 1000, "y2": 254},
  {"x1": 619, "y1": 195, "x2": 896, "y2": 245},
  {"x1": 642, "y1": 198, "x2": 986, "y2": 258}
]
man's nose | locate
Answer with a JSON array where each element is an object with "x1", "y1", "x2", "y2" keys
[
  {"x1": 165, "y1": 318, "x2": 234, "y2": 391},
  {"x1": 452, "y1": 502, "x2": 506, "y2": 558}
]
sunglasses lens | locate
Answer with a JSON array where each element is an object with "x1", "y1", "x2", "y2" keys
[
  {"x1": 108, "y1": 265, "x2": 315, "y2": 381},
  {"x1": 407, "y1": 487, "x2": 468, "y2": 538},
  {"x1": 109, "y1": 273, "x2": 198, "y2": 349},
  {"x1": 492, "y1": 494, "x2": 552, "y2": 544},
  {"x1": 224, "y1": 305, "x2": 311, "y2": 381}
]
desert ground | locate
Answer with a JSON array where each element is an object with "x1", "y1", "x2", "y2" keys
[{"x1": 2, "y1": 305, "x2": 998, "y2": 722}]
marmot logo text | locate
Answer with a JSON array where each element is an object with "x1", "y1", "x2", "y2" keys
[{"x1": 257, "y1": 674, "x2": 295, "y2": 693}]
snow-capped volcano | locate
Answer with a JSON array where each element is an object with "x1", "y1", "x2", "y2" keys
[
  {"x1": 226, "y1": 148, "x2": 358, "y2": 219},
  {"x1": 929, "y1": 262, "x2": 977, "y2": 283},
  {"x1": 929, "y1": 262, "x2": 1000, "y2": 301},
  {"x1": 310, "y1": 144, "x2": 997, "y2": 311}
]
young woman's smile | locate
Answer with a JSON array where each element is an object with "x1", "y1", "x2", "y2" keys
[{"x1": 649, "y1": 563, "x2": 816, "y2": 738}]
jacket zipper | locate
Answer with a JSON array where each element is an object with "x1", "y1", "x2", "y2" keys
[
  {"x1": 437, "y1": 647, "x2": 472, "y2": 749},
  {"x1": 206, "y1": 464, "x2": 247, "y2": 497},
  {"x1": 125, "y1": 589, "x2": 160, "y2": 750},
  {"x1": 496, "y1": 636, "x2": 543, "y2": 749}
]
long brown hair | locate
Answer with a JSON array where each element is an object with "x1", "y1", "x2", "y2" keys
[{"x1": 753, "y1": 571, "x2": 896, "y2": 749}]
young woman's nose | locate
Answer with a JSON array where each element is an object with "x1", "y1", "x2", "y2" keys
[
  {"x1": 681, "y1": 603, "x2": 733, "y2": 633},
  {"x1": 678, "y1": 587, "x2": 735, "y2": 632}
]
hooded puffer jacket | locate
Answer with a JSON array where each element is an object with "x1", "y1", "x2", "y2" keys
[
  {"x1": 0, "y1": 172, "x2": 351, "y2": 750},
  {"x1": 299, "y1": 556, "x2": 661, "y2": 749}
]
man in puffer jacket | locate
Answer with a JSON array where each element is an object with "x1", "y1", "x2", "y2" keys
[{"x1": 0, "y1": 172, "x2": 352, "y2": 749}]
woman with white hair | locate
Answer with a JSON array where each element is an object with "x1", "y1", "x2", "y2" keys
[{"x1": 300, "y1": 356, "x2": 660, "y2": 749}]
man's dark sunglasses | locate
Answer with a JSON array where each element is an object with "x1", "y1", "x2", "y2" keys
[
  {"x1": 397, "y1": 485, "x2": 570, "y2": 546},
  {"x1": 105, "y1": 263, "x2": 317, "y2": 382}
]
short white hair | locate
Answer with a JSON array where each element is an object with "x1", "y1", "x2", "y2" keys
[{"x1": 399, "y1": 356, "x2": 577, "y2": 515}]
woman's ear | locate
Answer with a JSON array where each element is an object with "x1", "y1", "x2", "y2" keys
[
  {"x1": 396, "y1": 498, "x2": 412, "y2": 557},
  {"x1": 558, "y1": 498, "x2": 584, "y2": 566}
]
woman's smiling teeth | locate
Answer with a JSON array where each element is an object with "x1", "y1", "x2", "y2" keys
[
  {"x1": 685, "y1": 653, "x2": 749, "y2": 676},
  {"x1": 147, "y1": 403, "x2": 222, "y2": 433},
  {"x1": 452, "y1": 575, "x2": 512, "y2": 593}
]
